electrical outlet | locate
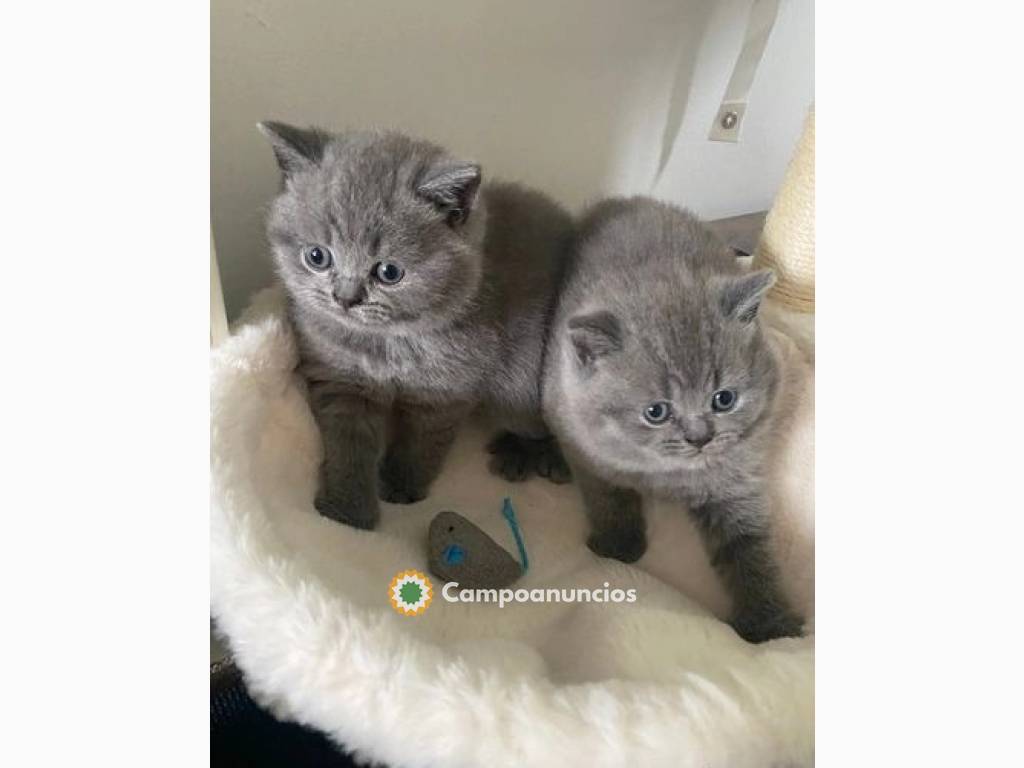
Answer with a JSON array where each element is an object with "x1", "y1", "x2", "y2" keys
[{"x1": 709, "y1": 100, "x2": 747, "y2": 143}]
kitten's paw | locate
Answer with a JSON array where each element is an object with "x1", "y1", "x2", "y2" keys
[
  {"x1": 534, "y1": 440, "x2": 572, "y2": 485},
  {"x1": 487, "y1": 432, "x2": 571, "y2": 484},
  {"x1": 314, "y1": 493, "x2": 379, "y2": 530},
  {"x1": 379, "y1": 482, "x2": 427, "y2": 505},
  {"x1": 487, "y1": 432, "x2": 531, "y2": 481},
  {"x1": 378, "y1": 457, "x2": 428, "y2": 505},
  {"x1": 587, "y1": 527, "x2": 647, "y2": 564},
  {"x1": 731, "y1": 609, "x2": 805, "y2": 644}
]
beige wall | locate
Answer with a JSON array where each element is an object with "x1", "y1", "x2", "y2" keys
[{"x1": 213, "y1": 0, "x2": 813, "y2": 318}]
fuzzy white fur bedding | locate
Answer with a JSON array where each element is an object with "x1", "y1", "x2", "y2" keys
[{"x1": 210, "y1": 288, "x2": 814, "y2": 768}]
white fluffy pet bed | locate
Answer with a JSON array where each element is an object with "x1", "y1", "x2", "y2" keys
[{"x1": 210, "y1": 288, "x2": 815, "y2": 768}]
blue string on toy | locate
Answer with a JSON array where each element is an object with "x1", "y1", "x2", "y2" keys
[{"x1": 501, "y1": 497, "x2": 528, "y2": 572}]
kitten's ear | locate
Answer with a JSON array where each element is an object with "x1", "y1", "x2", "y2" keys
[
  {"x1": 258, "y1": 121, "x2": 328, "y2": 176},
  {"x1": 718, "y1": 269, "x2": 776, "y2": 323},
  {"x1": 417, "y1": 162, "x2": 482, "y2": 227},
  {"x1": 568, "y1": 311, "x2": 623, "y2": 366}
]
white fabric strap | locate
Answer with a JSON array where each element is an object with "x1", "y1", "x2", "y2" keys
[
  {"x1": 709, "y1": 0, "x2": 781, "y2": 142},
  {"x1": 210, "y1": 231, "x2": 230, "y2": 347}
]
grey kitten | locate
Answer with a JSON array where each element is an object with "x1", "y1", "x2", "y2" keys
[
  {"x1": 542, "y1": 196, "x2": 803, "y2": 643},
  {"x1": 260, "y1": 123, "x2": 573, "y2": 530}
]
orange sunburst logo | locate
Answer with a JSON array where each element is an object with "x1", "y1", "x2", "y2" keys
[{"x1": 388, "y1": 570, "x2": 434, "y2": 616}]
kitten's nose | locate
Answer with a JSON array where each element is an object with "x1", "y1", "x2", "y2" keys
[
  {"x1": 680, "y1": 419, "x2": 712, "y2": 449},
  {"x1": 332, "y1": 283, "x2": 363, "y2": 309}
]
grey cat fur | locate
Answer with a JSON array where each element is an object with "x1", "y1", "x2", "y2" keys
[
  {"x1": 542, "y1": 196, "x2": 803, "y2": 643},
  {"x1": 260, "y1": 123, "x2": 573, "y2": 530}
]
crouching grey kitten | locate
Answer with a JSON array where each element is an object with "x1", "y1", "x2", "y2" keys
[
  {"x1": 260, "y1": 123, "x2": 573, "y2": 530},
  {"x1": 542, "y1": 196, "x2": 803, "y2": 643}
]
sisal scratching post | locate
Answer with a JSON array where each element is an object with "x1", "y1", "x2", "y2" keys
[
  {"x1": 755, "y1": 106, "x2": 814, "y2": 360},
  {"x1": 755, "y1": 106, "x2": 814, "y2": 313}
]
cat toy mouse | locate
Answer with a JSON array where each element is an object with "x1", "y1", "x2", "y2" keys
[{"x1": 427, "y1": 498, "x2": 528, "y2": 589}]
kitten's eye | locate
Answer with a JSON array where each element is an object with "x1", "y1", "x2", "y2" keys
[
  {"x1": 374, "y1": 262, "x2": 405, "y2": 285},
  {"x1": 643, "y1": 401, "x2": 672, "y2": 425},
  {"x1": 711, "y1": 389, "x2": 738, "y2": 413},
  {"x1": 303, "y1": 245, "x2": 332, "y2": 272}
]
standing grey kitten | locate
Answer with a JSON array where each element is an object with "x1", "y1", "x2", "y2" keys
[
  {"x1": 260, "y1": 123, "x2": 573, "y2": 530},
  {"x1": 542, "y1": 196, "x2": 803, "y2": 643}
]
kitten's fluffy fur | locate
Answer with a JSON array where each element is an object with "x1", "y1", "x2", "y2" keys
[
  {"x1": 261, "y1": 123, "x2": 573, "y2": 530},
  {"x1": 542, "y1": 196, "x2": 802, "y2": 643}
]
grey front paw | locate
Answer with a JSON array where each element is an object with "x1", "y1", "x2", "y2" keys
[
  {"x1": 486, "y1": 432, "x2": 572, "y2": 484},
  {"x1": 379, "y1": 481, "x2": 427, "y2": 505},
  {"x1": 487, "y1": 432, "x2": 531, "y2": 481},
  {"x1": 314, "y1": 491, "x2": 379, "y2": 530},
  {"x1": 378, "y1": 456, "x2": 428, "y2": 505},
  {"x1": 587, "y1": 526, "x2": 647, "y2": 563},
  {"x1": 731, "y1": 608, "x2": 804, "y2": 644},
  {"x1": 535, "y1": 440, "x2": 572, "y2": 484}
]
